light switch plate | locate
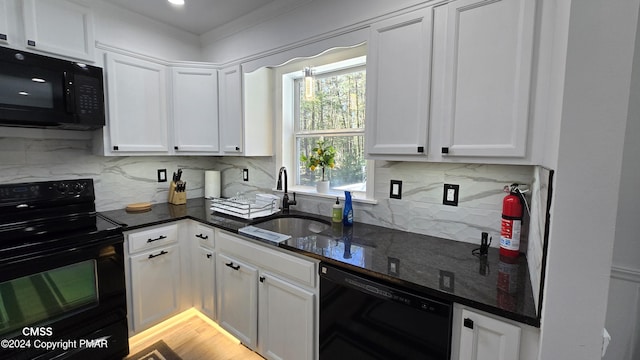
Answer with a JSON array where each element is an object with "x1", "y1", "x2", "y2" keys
[
  {"x1": 243, "y1": 169, "x2": 249, "y2": 182},
  {"x1": 157, "y1": 169, "x2": 167, "y2": 182},
  {"x1": 443, "y1": 184, "x2": 459, "y2": 206},
  {"x1": 390, "y1": 180, "x2": 402, "y2": 199}
]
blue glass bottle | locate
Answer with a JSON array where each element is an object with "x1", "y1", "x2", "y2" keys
[{"x1": 342, "y1": 191, "x2": 353, "y2": 226}]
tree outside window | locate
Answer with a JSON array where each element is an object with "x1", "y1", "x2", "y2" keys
[{"x1": 295, "y1": 65, "x2": 366, "y2": 192}]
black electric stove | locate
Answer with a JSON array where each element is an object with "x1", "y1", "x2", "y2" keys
[{"x1": 0, "y1": 179, "x2": 129, "y2": 360}]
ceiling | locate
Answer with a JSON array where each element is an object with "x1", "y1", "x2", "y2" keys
[{"x1": 104, "y1": 0, "x2": 281, "y2": 35}]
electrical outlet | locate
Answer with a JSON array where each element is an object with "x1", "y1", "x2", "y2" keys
[
  {"x1": 390, "y1": 180, "x2": 402, "y2": 199},
  {"x1": 439, "y1": 270, "x2": 455, "y2": 292},
  {"x1": 157, "y1": 169, "x2": 167, "y2": 182},
  {"x1": 243, "y1": 169, "x2": 249, "y2": 182},
  {"x1": 443, "y1": 184, "x2": 459, "y2": 206},
  {"x1": 388, "y1": 257, "x2": 400, "y2": 276}
]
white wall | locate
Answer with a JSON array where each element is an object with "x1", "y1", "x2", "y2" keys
[
  {"x1": 603, "y1": 0, "x2": 640, "y2": 357},
  {"x1": 539, "y1": 0, "x2": 640, "y2": 359},
  {"x1": 87, "y1": 0, "x2": 202, "y2": 61},
  {"x1": 201, "y1": 0, "x2": 428, "y2": 64}
]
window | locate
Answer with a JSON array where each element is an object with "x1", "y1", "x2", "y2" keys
[
  {"x1": 296, "y1": 64, "x2": 366, "y2": 191},
  {"x1": 282, "y1": 55, "x2": 370, "y2": 198}
]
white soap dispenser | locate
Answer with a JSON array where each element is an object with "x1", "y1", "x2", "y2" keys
[{"x1": 332, "y1": 197, "x2": 342, "y2": 223}]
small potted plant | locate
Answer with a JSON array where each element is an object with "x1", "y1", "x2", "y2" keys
[{"x1": 301, "y1": 139, "x2": 336, "y2": 193}]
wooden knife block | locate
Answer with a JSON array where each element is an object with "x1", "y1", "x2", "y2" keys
[{"x1": 168, "y1": 181, "x2": 186, "y2": 205}]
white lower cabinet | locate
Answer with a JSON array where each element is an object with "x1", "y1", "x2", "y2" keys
[
  {"x1": 129, "y1": 243, "x2": 181, "y2": 333},
  {"x1": 258, "y1": 272, "x2": 314, "y2": 360},
  {"x1": 192, "y1": 223, "x2": 216, "y2": 320},
  {"x1": 125, "y1": 223, "x2": 189, "y2": 335},
  {"x1": 216, "y1": 252, "x2": 259, "y2": 348},
  {"x1": 195, "y1": 245, "x2": 216, "y2": 319},
  {"x1": 451, "y1": 305, "x2": 540, "y2": 360},
  {"x1": 216, "y1": 230, "x2": 317, "y2": 360}
]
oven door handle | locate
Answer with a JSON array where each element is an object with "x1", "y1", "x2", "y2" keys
[{"x1": 148, "y1": 250, "x2": 168, "y2": 259}]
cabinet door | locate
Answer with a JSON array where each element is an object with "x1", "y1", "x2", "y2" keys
[
  {"x1": 106, "y1": 52, "x2": 169, "y2": 153},
  {"x1": 129, "y1": 244, "x2": 181, "y2": 332},
  {"x1": 365, "y1": 8, "x2": 433, "y2": 156},
  {"x1": 439, "y1": 0, "x2": 535, "y2": 158},
  {"x1": 195, "y1": 246, "x2": 216, "y2": 320},
  {"x1": 258, "y1": 272, "x2": 315, "y2": 360},
  {"x1": 216, "y1": 252, "x2": 258, "y2": 349},
  {"x1": 218, "y1": 65, "x2": 243, "y2": 154},
  {"x1": 172, "y1": 67, "x2": 220, "y2": 153},
  {"x1": 458, "y1": 308, "x2": 521, "y2": 360},
  {"x1": 0, "y1": 0, "x2": 10, "y2": 44},
  {"x1": 22, "y1": 0, "x2": 95, "y2": 61}
]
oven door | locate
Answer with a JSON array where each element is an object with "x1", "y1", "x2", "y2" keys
[{"x1": 0, "y1": 233, "x2": 128, "y2": 360}]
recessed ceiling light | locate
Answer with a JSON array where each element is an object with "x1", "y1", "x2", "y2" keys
[
  {"x1": 31, "y1": 78, "x2": 46, "y2": 83},
  {"x1": 168, "y1": 0, "x2": 184, "y2": 5}
]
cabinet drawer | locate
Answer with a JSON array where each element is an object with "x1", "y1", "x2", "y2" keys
[
  {"x1": 128, "y1": 224, "x2": 178, "y2": 253},
  {"x1": 193, "y1": 223, "x2": 215, "y2": 248},
  {"x1": 218, "y1": 230, "x2": 316, "y2": 288}
]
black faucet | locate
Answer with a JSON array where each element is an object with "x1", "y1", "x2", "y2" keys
[{"x1": 277, "y1": 166, "x2": 297, "y2": 213}]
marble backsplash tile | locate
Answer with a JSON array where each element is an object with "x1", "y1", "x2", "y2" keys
[
  {"x1": 289, "y1": 161, "x2": 535, "y2": 246},
  {"x1": 0, "y1": 136, "x2": 538, "y2": 247},
  {"x1": 0, "y1": 137, "x2": 221, "y2": 211}
]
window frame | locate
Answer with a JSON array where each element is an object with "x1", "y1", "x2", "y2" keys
[{"x1": 278, "y1": 53, "x2": 375, "y2": 202}]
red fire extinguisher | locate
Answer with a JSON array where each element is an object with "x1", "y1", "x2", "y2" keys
[{"x1": 500, "y1": 184, "x2": 524, "y2": 257}]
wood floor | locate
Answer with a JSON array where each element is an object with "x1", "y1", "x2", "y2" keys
[{"x1": 126, "y1": 309, "x2": 264, "y2": 360}]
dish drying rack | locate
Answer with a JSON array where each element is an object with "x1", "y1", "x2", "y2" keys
[{"x1": 210, "y1": 196, "x2": 279, "y2": 220}]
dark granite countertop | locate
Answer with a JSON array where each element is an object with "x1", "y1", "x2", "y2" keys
[{"x1": 100, "y1": 197, "x2": 539, "y2": 327}]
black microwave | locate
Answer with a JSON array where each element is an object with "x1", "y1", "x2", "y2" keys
[{"x1": 0, "y1": 46, "x2": 105, "y2": 130}]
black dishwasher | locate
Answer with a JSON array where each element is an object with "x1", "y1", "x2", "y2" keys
[{"x1": 319, "y1": 263, "x2": 452, "y2": 360}]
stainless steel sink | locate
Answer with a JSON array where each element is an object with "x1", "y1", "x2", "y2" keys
[{"x1": 251, "y1": 215, "x2": 331, "y2": 238}]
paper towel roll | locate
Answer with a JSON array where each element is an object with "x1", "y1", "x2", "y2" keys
[{"x1": 204, "y1": 171, "x2": 221, "y2": 198}]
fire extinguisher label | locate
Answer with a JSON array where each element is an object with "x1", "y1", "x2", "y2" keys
[{"x1": 500, "y1": 219, "x2": 521, "y2": 250}]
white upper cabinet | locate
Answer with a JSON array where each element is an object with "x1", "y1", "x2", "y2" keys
[
  {"x1": 171, "y1": 66, "x2": 220, "y2": 154},
  {"x1": 0, "y1": 0, "x2": 10, "y2": 45},
  {"x1": 436, "y1": 0, "x2": 535, "y2": 158},
  {"x1": 365, "y1": 8, "x2": 433, "y2": 157},
  {"x1": 218, "y1": 65, "x2": 244, "y2": 154},
  {"x1": 217, "y1": 65, "x2": 273, "y2": 156},
  {"x1": 243, "y1": 67, "x2": 274, "y2": 157},
  {"x1": 105, "y1": 52, "x2": 169, "y2": 153},
  {"x1": 22, "y1": 0, "x2": 95, "y2": 62}
]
